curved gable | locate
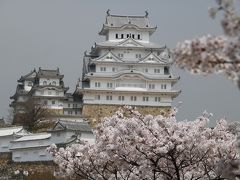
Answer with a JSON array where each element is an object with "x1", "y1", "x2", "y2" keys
[
  {"x1": 138, "y1": 52, "x2": 169, "y2": 64},
  {"x1": 117, "y1": 38, "x2": 143, "y2": 47},
  {"x1": 91, "y1": 51, "x2": 124, "y2": 62}
]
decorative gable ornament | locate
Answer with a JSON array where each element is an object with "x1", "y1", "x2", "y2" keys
[
  {"x1": 138, "y1": 52, "x2": 168, "y2": 64},
  {"x1": 160, "y1": 48, "x2": 170, "y2": 60},
  {"x1": 92, "y1": 51, "x2": 124, "y2": 62},
  {"x1": 117, "y1": 38, "x2": 143, "y2": 47}
]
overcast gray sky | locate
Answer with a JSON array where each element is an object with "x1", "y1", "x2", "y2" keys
[{"x1": 0, "y1": 0, "x2": 239, "y2": 126}]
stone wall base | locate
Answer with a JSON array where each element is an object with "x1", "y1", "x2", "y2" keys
[
  {"x1": 47, "y1": 109, "x2": 64, "y2": 115},
  {"x1": 82, "y1": 104, "x2": 171, "y2": 126}
]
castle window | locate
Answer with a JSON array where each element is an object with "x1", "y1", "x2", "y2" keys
[
  {"x1": 154, "y1": 69, "x2": 160, "y2": 74},
  {"x1": 100, "y1": 67, "x2": 106, "y2": 72},
  {"x1": 116, "y1": 34, "x2": 119, "y2": 39},
  {"x1": 132, "y1": 34, "x2": 135, "y2": 39},
  {"x1": 52, "y1": 81, "x2": 56, "y2": 86},
  {"x1": 149, "y1": 84, "x2": 155, "y2": 89},
  {"x1": 68, "y1": 111, "x2": 72, "y2": 115},
  {"x1": 106, "y1": 95, "x2": 112, "y2": 100},
  {"x1": 112, "y1": 67, "x2": 116, "y2": 72},
  {"x1": 164, "y1": 67, "x2": 169, "y2": 75},
  {"x1": 118, "y1": 96, "x2": 124, "y2": 101},
  {"x1": 68, "y1": 103, "x2": 71, "y2": 108},
  {"x1": 137, "y1": 34, "x2": 141, "y2": 39},
  {"x1": 118, "y1": 53, "x2": 123, "y2": 58},
  {"x1": 107, "y1": 82, "x2": 113, "y2": 88},
  {"x1": 130, "y1": 96, "x2": 137, "y2": 101},
  {"x1": 155, "y1": 97, "x2": 161, "y2": 102},
  {"x1": 52, "y1": 100, "x2": 55, "y2": 105},
  {"x1": 127, "y1": 34, "x2": 130, "y2": 38},
  {"x1": 121, "y1": 34, "x2": 124, "y2": 39},
  {"x1": 56, "y1": 91, "x2": 59, "y2": 96},
  {"x1": 95, "y1": 82, "x2": 101, "y2": 87},
  {"x1": 143, "y1": 96, "x2": 149, "y2": 102},
  {"x1": 136, "y1": 54, "x2": 141, "y2": 58},
  {"x1": 48, "y1": 91, "x2": 52, "y2": 95},
  {"x1": 43, "y1": 81, "x2": 47, "y2": 85},
  {"x1": 145, "y1": 68, "x2": 148, "y2": 73},
  {"x1": 148, "y1": 56, "x2": 154, "y2": 60},
  {"x1": 161, "y1": 84, "x2": 167, "y2": 89}
]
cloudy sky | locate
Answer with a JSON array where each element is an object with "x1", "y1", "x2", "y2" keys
[{"x1": 0, "y1": 0, "x2": 239, "y2": 125}]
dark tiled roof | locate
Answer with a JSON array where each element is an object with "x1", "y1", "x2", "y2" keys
[
  {"x1": 99, "y1": 12, "x2": 157, "y2": 35},
  {"x1": 105, "y1": 15, "x2": 154, "y2": 29},
  {"x1": 36, "y1": 68, "x2": 64, "y2": 79},
  {"x1": 53, "y1": 119, "x2": 92, "y2": 132},
  {"x1": 18, "y1": 69, "x2": 37, "y2": 82},
  {"x1": 10, "y1": 85, "x2": 29, "y2": 99}
]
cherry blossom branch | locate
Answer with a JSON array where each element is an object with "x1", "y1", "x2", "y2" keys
[{"x1": 172, "y1": 0, "x2": 240, "y2": 88}]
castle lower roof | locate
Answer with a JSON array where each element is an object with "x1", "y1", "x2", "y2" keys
[
  {"x1": 50, "y1": 119, "x2": 92, "y2": 132},
  {"x1": 92, "y1": 39, "x2": 164, "y2": 52},
  {"x1": 12, "y1": 133, "x2": 51, "y2": 142},
  {"x1": 10, "y1": 85, "x2": 29, "y2": 99},
  {"x1": 85, "y1": 70, "x2": 180, "y2": 82},
  {"x1": 0, "y1": 126, "x2": 23, "y2": 137},
  {"x1": 79, "y1": 88, "x2": 181, "y2": 98},
  {"x1": 17, "y1": 69, "x2": 36, "y2": 82}
]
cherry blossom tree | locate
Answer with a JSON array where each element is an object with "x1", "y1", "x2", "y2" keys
[
  {"x1": 48, "y1": 106, "x2": 239, "y2": 180},
  {"x1": 173, "y1": 0, "x2": 240, "y2": 88},
  {"x1": 173, "y1": 1, "x2": 240, "y2": 178}
]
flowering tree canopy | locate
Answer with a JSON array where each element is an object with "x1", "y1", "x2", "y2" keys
[
  {"x1": 173, "y1": 0, "x2": 240, "y2": 88},
  {"x1": 48, "y1": 106, "x2": 239, "y2": 180}
]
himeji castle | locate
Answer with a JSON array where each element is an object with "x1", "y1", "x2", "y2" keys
[
  {"x1": 77, "y1": 11, "x2": 180, "y2": 121},
  {"x1": 10, "y1": 68, "x2": 82, "y2": 117}
]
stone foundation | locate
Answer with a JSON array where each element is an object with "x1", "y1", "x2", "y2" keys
[
  {"x1": 47, "y1": 109, "x2": 64, "y2": 115},
  {"x1": 82, "y1": 104, "x2": 171, "y2": 126}
]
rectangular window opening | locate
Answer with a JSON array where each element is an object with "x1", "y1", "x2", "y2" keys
[
  {"x1": 130, "y1": 96, "x2": 137, "y2": 101},
  {"x1": 118, "y1": 96, "x2": 124, "y2": 101},
  {"x1": 161, "y1": 84, "x2": 167, "y2": 89},
  {"x1": 143, "y1": 97, "x2": 149, "y2": 102},
  {"x1": 138, "y1": 34, "x2": 141, "y2": 39},
  {"x1": 107, "y1": 83, "x2": 113, "y2": 88}
]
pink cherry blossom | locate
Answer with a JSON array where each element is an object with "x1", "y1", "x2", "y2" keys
[
  {"x1": 48, "y1": 106, "x2": 239, "y2": 179},
  {"x1": 173, "y1": 0, "x2": 240, "y2": 88}
]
